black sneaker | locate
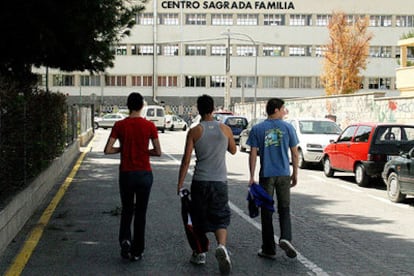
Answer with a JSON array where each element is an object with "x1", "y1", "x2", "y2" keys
[
  {"x1": 257, "y1": 249, "x2": 276, "y2": 260},
  {"x1": 120, "y1": 240, "x2": 131, "y2": 259},
  {"x1": 279, "y1": 239, "x2": 297, "y2": 258}
]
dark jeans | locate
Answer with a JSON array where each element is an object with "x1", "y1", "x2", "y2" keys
[
  {"x1": 119, "y1": 171, "x2": 153, "y2": 255},
  {"x1": 260, "y1": 176, "x2": 292, "y2": 255}
]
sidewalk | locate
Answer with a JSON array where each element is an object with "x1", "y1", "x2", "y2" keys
[{"x1": 0, "y1": 130, "x2": 308, "y2": 275}]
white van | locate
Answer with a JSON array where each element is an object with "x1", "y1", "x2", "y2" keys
[{"x1": 142, "y1": 105, "x2": 166, "y2": 133}]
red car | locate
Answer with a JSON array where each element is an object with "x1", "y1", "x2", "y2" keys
[{"x1": 322, "y1": 123, "x2": 414, "y2": 187}]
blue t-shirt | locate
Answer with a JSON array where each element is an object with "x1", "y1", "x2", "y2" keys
[{"x1": 247, "y1": 119, "x2": 299, "y2": 177}]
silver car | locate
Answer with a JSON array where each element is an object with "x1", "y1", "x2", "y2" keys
[{"x1": 94, "y1": 113, "x2": 126, "y2": 129}]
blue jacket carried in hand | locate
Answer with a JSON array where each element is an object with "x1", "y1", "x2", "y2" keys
[{"x1": 246, "y1": 183, "x2": 275, "y2": 218}]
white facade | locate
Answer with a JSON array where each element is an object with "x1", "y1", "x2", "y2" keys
[{"x1": 34, "y1": 0, "x2": 414, "y2": 109}]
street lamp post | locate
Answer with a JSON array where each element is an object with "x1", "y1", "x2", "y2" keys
[{"x1": 221, "y1": 30, "x2": 258, "y2": 120}]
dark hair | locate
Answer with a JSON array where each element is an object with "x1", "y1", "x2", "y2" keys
[
  {"x1": 266, "y1": 98, "x2": 285, "y2": 116},
  {"x1": 197, "y1": 94, "x2": 214, "y2": 116},
  {"x1": 127, "y1": 92, "x2": 144, "y2": 112}
]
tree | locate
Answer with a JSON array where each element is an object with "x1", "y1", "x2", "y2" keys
[
  {"x1": 0, "y1": 0, "x2": 146, "y2": 86},
  {"x1": 321, "y1": 12, "x2": 372, "y2": 95}
]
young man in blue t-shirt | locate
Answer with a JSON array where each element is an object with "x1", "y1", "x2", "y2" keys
[{"x1": 247, "y1": 98, "x2": 299, "y2": 260}]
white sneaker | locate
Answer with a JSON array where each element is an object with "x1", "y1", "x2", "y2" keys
[
  {"x1": 279, "y1": 239, "x2": 297, "y2": 258},
  {"x1": 215, "y1": 245, "x2": 232, "y2": 275},
  {"x1": 190, "y1": 252, "x2": 206, "y2": 265}
]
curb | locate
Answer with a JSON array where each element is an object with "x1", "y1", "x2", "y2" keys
[{"x1": 0, "y1": 140, "x2": 81, "y2": 257}]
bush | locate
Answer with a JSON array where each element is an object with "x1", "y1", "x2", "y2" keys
[{"x1": 0, "y1": 87, "x2": 67, "y2": 208}]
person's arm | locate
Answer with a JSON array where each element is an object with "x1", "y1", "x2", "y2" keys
[
  {"x1": 290, "y1": 146, "x2": 299, "y2": 187},
  {"x1": 249, "y1": 147, "x2": 258, "y2": 186},
  {"x1": 220, "y1": 124, "x2": 237, "y2": 155},
  {"x1": 149, "y1": 138, "x2": 161, "y2": 156},
  {"x1": 104, "y1": 136, "x2": 120, "y2": 154},
  {"x1": 177, "y1": 129, "x2": 195, "y2": 194}
]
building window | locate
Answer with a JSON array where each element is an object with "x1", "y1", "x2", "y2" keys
[
  {"x1": 289, "y1": 14, "x2": 312, "y2": 26},
  {"x1": 105, "y1": 76, "x2": 127, "y2": 86},
  {"x1": 186, "y1": 14, "x2": 206, "y2": 25},
  {"x1": 396, "y1": 15, "x2": 414, "y2": 27},
  {"x1": 316, "y1": 14, "x2": 331, "y2": 26},
  {"x1": 368, "y1": 77, "x2": 391, "y2": 89},
  {"x1": 369, "y1": 46, "x2": 392, "y2": 58},
  {"x1": 264, "y1": 14, "x2": 285, "y2": 25},
  {"x1": 210, "y1": 76, "x2": 226, "y2": 87},
  {"x1": 159, "y1": 13, "x2": 178, "y2": 25},
  {"x1": 346, "y1": 15, "x2": 366, "y2": 25},
  {"x1": 132, "y1": 76, "x2": 153, "y2": 87},
  {"x1": 158, "y1": 76, "x2": 178, "y2": 87},
  {"x1": 211, "y1": 14, "x2": 233, "y2": 25},
  {"x1": 211, "y1": 45, "x2": 228, "y2": 56},
  {"x1": 315, "y1": 46, "x2": 326, "y2": 57},
  {"x1": 237, "y1": 14, "x2": 258, "y2": 25},
  {"x1": 236, "y1": 45, "x2": 256, "y2": 56},
  {"x1": 262, "y1": 45, "x2": 283, "y2": 56},
  {"x1": 53, "y1": 74, "x2": 74, "y2": 86},
  {"x1": 36, "y1": 74, "x2": 47, "y2": 86},
  {"x1": 113, "y1": 44, "x2": 127, "y2": 55},
  {"x1": 289, "y1": 46, "x2": 311, "y2": 56},
  {"x1": 80, "y1": 75, "x2": 101, "y2": 86},
  {"x1": 185, "y1": 76, "x2": 206, "y2": 87},
  {"x1": 262, "y1": 76, "x2": 284, "y2": 88},
  {"x1": 314, "y1": 77, "x2": 324, "y2": 89},
  {"x1": 289, "y1": 77, "x2": 312, "y2": 88},
  {"x1": 161, "y1": 44, "x2": 179, "y2": 56},
  {"x1": 136, "y1": 13, "x2": 154, "y2": 25},
  {"x1": 369, "y1": 15, "x2": 392, "y2": 27},
  {"x1": 185, "y1": 45, "x2": 207, "y2": 56},
  {"x1": 132, "y1": 44, "x2": 160, "y2": 56},
  {"x1": 236, "y1": 76, "x2": 257, "y2": 88}
]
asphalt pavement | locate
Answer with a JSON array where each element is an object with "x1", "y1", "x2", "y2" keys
[{"x1": 0, "y1": 130, "x2": 313, "y2": 276}]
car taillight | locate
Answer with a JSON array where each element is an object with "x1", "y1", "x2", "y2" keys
[{"x1": 367, "y1": 154, "x2": 387, "y2": 162}]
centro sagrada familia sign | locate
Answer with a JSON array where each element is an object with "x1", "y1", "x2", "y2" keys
[{"x1": 160, "y1": 1, "x2": 296, "y2": 10}]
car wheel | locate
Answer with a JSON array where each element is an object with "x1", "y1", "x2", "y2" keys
[
  {"x1": 387, "y1": 172, "x2": 406, "y2": 203},
  {"x1": 298, "y1": 149, "x2": 307, "y2": 169},
  {"x1": 182, "y1": 125, "x2": 187, "y2": 131},
  {"x1": 170, "y1": 124, "x2": 175, "y2": 131},
  {"x1": 161, "y1": 128, "x2": 165, "y2": 133},
  {"x1": 323, "y1": 157, "x2": 334, "y2": 177},
  {"x1": 355, "y1": 163, "x2": 369, "y2": 187},
  {"x1": 94, "y1": 122, "x2": 99, "y2": 129}
]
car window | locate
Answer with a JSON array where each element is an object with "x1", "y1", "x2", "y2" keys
[
  {"x1": 375, "y1": 126, "x2": 414, "y2": 143},
  {"x1": 337, "y1": 126, "x2": 357, "y2": 142},
  {"x1": 156, "y1": 108, "x2": 164, "y2": 117},
  {"x1": 147, "y1": 109, "x2": 154, "y2": 117},
  {"x1": 354, "y1": 126, "x2": 371, "y2": 142},
  {"x1": 298, "y1": 120, "x2": 341, "y2": 134}
]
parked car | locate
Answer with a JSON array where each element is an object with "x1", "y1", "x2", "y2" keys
[
  {"x1": 165, "y1": 114, "x2": 188, "y2": 131},
  {"x1": 382, "y1": 147, "x2": 414, "y2": 203},
  {"x1": 239, "y1": 118, "x2": 266, "y2": 152},
  {"x1": 94, "y1": 113, "x2": 126, "y2": 129},
  {"x1": 142, "y1": 105, "x2": 166, "y2": 133},
  {"x1": 323, "y1": 123, "x2": 414, "y2": 187},
  {"x1": 222, "y1": 116, "x2": 248, "y2": 143},
  {"x1": 285, "y1": 118, "x2": 341, "y2": 168}
]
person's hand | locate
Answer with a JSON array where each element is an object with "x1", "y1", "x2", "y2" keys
[
  {"x1": 290, "y1": 174, "x2": 297, "y2": 187},
  {"x1": 248, "y1": 178, "x2": 255, "y2": 187}
]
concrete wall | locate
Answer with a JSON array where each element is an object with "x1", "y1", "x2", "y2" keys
[
  {"x1": 0, "y1": 141, "x2": 81, "y2": 257},
  {"x1": 234, "y1": 92, "x2": 414, "y2": 129}
]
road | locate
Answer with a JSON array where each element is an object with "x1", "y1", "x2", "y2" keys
[{"x1": 1, "y1": 129, "x2": 413, "y2": 275}]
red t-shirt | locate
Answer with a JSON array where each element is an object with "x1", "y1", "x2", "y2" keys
[{"x1": 110, "y1": 117, "x2": 158, "y2": 172}]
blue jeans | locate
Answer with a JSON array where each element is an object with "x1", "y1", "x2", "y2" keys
[
  {"x1": 119, "y1": 171, "x2": 153, "y2": 256},
  {"x1": 259, "y1": 176, "x2": 292, "y2": 255}
]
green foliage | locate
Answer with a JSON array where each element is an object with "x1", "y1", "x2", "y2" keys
[
  {"x1": 0, "y1": 0, "x2": 146, "y2": 75},
  {"x1": 400, "y1": 30, "x2": 414, "y2": 39},
  {"x1": 0, "y1": 88, "x2": 68, "y2": 206}
]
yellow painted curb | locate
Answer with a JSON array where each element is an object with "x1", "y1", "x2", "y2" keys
[{"x1": 4, "y1": 142, "x2": 92, "y2": 276}]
